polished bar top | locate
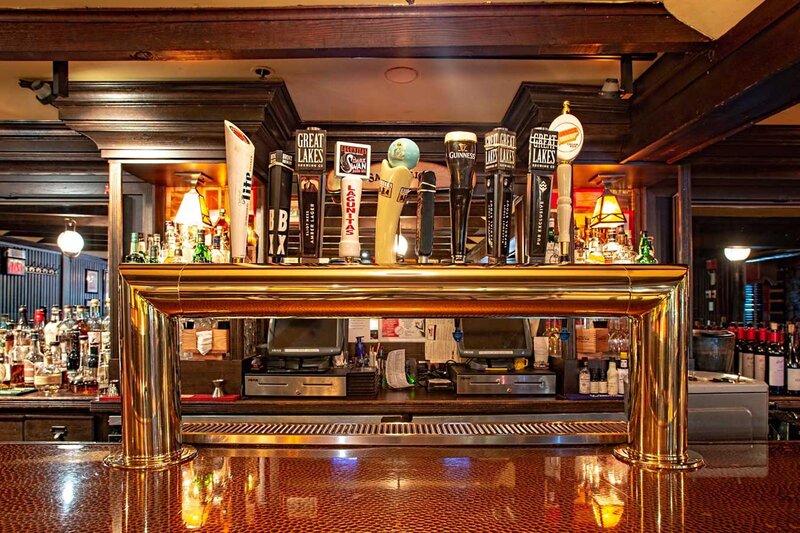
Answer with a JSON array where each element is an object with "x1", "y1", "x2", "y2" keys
[{"x1": 2, "y1": 442, "x2": 798, "y2": 532}]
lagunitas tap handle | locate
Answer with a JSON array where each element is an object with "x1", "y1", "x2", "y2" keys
[
  {"x1": 335, "y1": 141, "x2": 371, "y2": 262},
  {"x1": 415, "y1": 170, "x2": 437, "y2": 264},
  {"x1": 549, "y1": 100, "x2": 584, "y2": 263},
  {"x1": 224, "y1": 120, "x2": 255, "y2": 264},
  {"x1": 267, "y1": 150, "x2": 294, "y2": 263},
  {"x1": 525, "y1": 127, "x2": 558, "y2": 264},
  {"x1": 374, "y1": 138, "x2": 420, "y2": 265},
  {"x1": 294, "y1": 127, "x2": 327, "y2": 260},
  {"x1": 444, "y1": 131, "x2": 478, "y2": 264},
  {"x1": 484, "y1": 127, "x2": 516, "y2": 264}
]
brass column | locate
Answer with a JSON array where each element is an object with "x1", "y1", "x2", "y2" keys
[
  {"x1": 104, "y1": 274, "x2": 196, "y2": 469},
  {"x1": 613, "y1": 275, "x2": 702, "y2": 470}
]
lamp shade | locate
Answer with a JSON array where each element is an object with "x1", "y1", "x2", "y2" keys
[
  {"x1": 724, "y1": 246, "x2": 751, "y2": 261},
  {"x1": 590, "y1": 186, "x2": 627, "y2": 229},
  {"x1": 174, "y1": 187, "x2": 212, "y2": 228},
  {"x1": 57, "y1": 219, "x2": 84, "y2": 258}
]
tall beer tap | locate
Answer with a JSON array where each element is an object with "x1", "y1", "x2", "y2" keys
[{"x1": 548, "y1": 101, "x2": 584, "y2": 263}]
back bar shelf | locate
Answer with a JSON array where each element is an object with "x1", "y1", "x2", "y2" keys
[{"x1": 108, "y1": 263, "x2": 701, "y2": 472}]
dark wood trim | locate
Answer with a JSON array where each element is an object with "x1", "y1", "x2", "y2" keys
[
  {"x1": 53, "y1": 81, "x2": 300, "y2": 175},
  {"x1": 623, "y1": 1, "x2": 800, "y2": 163},
  {"x1": 0, "y1": 121, "x2": 101, "y2": 162},
  {"x1": 502, "y1": 82, "x2": 629, "y2": 164},
  {"x1": 0, "y1": 4, "x2": 707, "y2": 61},
  {"x1": 688, "y1": 125, "x2": 800, "y2": 165}
]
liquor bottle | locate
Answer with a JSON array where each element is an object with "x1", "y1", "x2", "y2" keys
[
  {"x1": 87, "y1": 299, "x2": 103, "y2": 348},
  {"x1": 734, "y1": 324, "x2": 745, "y2": 373},
  {"x1": 545, "y1": 223, "x2": 559, "y2": 264},
  {"x1": 162, "y1": 222, "x2": 176, "y2": 263},
  {"x1": 148, "y1": 234, "x2": 161, "y2": 263},
  {"x1": 246, "y1": 214, "x2": 259, "y2": 264},
  {"x1": 81, "y1": 343, "x2": 100, "y2": 395},
  {"x1": 43, "y1": 306, "x2": 60, "y2": 349},
  {"x1": 210, "y1": 233, "x2": 226, "y2": 264},
  {"x1": 589, "y1": 368, "x2": 599, "y2": 395},
  {"x1": 124, "y1": 232, "x2": 146, "y2": 263},
  {"x1": 578, "y1": 358, "x2": 591, "y2": 394},
  {"x1": 24, "y1": 332, "x2": 44, "y2": 386},
  {"x1": 607, "y1": 359, "x2": 618, "y2": 396},
  {"x1": 137, "y1": 232, "x2": 147, "y2": 260},
  {"x1": 767, "y1": 328, "x2": 786, "y2": 395},
  {"x1": 33, "y1": 308, "x2": 46, "y2": 341},
  {"x1": 9, "y1": 332, "x2": 26, "y2": 387},
  {"x1": 217, "y1": 227, "x2": 231, "y2": 263},
  {"x1": 754, "y1": 326, "x2": 768, "y2": 382},
  {"x1": 66, "y1": 330, "x2": 81, "y2": 389},
  {"x1": 73, "y1": 305, "x2": 89, "y2": 337},
  {"x1": 181, "y1": 225, "x2": 195, "y2": 264},
  {"x1": 601, "y1": 227, "x2": 622, "y2": 263},
  {"x1": 617, "y1": 351, "x2": 629, "y2": 395},
  {"x1": 101, "y1": 298, "x2": 111, "y2": 358},
  {"x1": 786, "y1": 323, "x2": 800, "y2": 396},
  {"x1": 192, "y1": 230, "x2": 211, "y2": 263},
  {"x1": 15, "y1": 305, "x2": 30, "y2": 344},
  {"x1": 598, "y1": 367, "x2": 608, "y2": 395},
  {"x1": 49, "y1": 342, "x2": 67, "y2": 390},
  {"x1": 34, "y1": 348, "x2": 62, "y2": 396},
  {"x1": 215, "y1": 208, "x2": 230, "y2": 246},
  {"x1": 739, "y1": 326, "x2": 755, "y2": 378},
  {"x1": 635, "y1": 231, "x2": 657, "y2": 264},
  {"x1": 57, "y1": 305, "x2": 75, "y2": 360}
]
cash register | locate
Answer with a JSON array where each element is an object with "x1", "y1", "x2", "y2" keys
[
  {"x1": 242, "y1": 318, "x2": 348, "y2": 397},
  {"x1": 448, "y1": 318, "x2": 556, "y2": 395}
]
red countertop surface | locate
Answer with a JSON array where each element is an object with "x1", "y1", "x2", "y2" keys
[{"x1": 1, "y1": 441, "x2": 798, "y2": 532}]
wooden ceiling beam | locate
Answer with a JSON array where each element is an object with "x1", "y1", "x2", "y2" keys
[
  {"x1": 622, "y1": 0, "x2": 800, "y2": 164},
  {"x1": 0, "y1": 4, "x2": 707, "y2": 61}
]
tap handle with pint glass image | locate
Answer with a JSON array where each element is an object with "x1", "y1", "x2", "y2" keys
[
  {"x1": 415, "y1": 170, "x2": 437, "y2": 264},
  {"x1": 524, "y1": 128, "x2": 558, "y2": 264},
  {"x1": 294, "y1": 127, "x2": 327, "y2": 260},
  {"x1": 548, "y1": 101, "x2": 584, "y2": 263},
  {"x1": 224, "y1": 120, "x2": 255, "y2": 263},
  {"x1": 444, "y1": 131, "x2": 478, "y2": 264},
  {"x1": 266, "y1": 150, "x2": 294, "y2": 263},
  {"x1": 374, "y1": 138, "x2": 420, "y2": 265},
  {"x1": 335, "y1": 141, "x2": 371, "y2": 262},
  {"x1": 484, "y1": 127, "x2": 516, "y2": 264}
]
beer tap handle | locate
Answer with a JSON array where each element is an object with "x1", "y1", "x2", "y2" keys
[
  {"x1": 556, "y1": 163, "x2": 572, "y2": 262},
  {"x1": 415, "y1": 170, "x2": 437, "y2": 263}
]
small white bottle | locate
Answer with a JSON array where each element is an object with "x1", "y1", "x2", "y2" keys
[
  {"x1": 578, "y1": 359, "x2": 591, "y2": 394},
  {"x1": 607, "y1": 359, "x2": 619, "y2": 396},
  {"x1": 618, "y1": 351, "x2": 629, "y2": 395}
]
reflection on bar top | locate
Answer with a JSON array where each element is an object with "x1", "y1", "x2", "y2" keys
[{"x1": 0, "y1": 442, "x2": 797, "y2": 532}]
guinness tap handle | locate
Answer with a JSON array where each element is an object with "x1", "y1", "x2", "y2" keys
[{"x1": 415, "y1": 170, "x2": 437, "y2": 264}]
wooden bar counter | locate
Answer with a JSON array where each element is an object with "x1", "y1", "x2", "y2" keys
[{"x1": 0, "y1": 441, "x2": 797, "y2": 532}]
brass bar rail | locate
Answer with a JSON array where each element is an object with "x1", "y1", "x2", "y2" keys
[{"x1": 104, "y1": 264, "x2": 702, "y2": 471}]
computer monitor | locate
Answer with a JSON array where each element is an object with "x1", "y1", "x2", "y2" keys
[
  {"x1": 457, "y1": 318, "x2": 532, "y2": 359},
  {"x1": 267, "y1": 318, "x2": 344, "y2": 357}
]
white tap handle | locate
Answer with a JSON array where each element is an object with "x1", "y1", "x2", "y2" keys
[
  {"x1": 339, "y1": 176, "x2": 363, "y2": 260},
  {"x1": 556, "y1": 163, "x2": 572, "y2": 245},
  {"x1": 224, "y1": 120, "x2": 255, "y2": 263}
]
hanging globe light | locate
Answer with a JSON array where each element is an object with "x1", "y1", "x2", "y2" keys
[{"x1": 57, "y1": 218, "x2": 84, "y2": 259}]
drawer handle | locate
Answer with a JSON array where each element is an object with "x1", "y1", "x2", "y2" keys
[{"x1": 51, "y1": 425, "x2": 68, "y2": 441}]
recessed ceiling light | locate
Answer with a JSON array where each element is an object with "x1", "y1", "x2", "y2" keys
[
  {"x1": 252, "y1": 66, "x2": 274, "y2": 79},
  {"x1": 385, "y1": 66, "x2": 418, "y2": 84}
]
